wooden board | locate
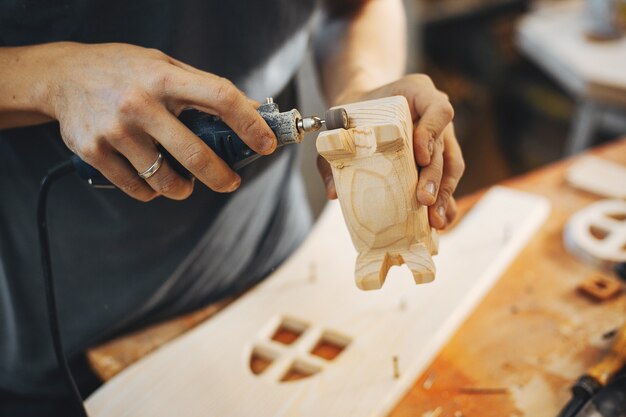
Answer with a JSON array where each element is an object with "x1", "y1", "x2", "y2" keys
[
  {"x1": 317, "y1": 96, "x2": 437, "y2": 290},
  {"x1": 566, "y1": 155, "x2": 626, "y2": 199},
  {"x1": 86, "y1": 186, "x2": 549, "y2": 417}
]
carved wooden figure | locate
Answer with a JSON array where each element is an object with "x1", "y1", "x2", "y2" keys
[{"x1": 316, "y1": 96, "x2": 438, "y2": 290}]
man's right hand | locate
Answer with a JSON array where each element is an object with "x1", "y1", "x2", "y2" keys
[{"x1": 2, "y1": 42, "x2": 277, "y2": 201}]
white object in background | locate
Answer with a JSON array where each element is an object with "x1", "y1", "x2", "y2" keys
[
  {"x1": 86, "y1": 187, "x2": 550, "y2": 417},
  {"x1": 585, "y1": 0, "x2": 624, "y2": 39},
  {"x1": 565, "y1": 199, "x2": 626, "y2": 268},
  {"x1": 516, "y1": 0, "x2": 626, "y2": 154},
  {"x1": 566, "y1": 155, "x2": 626, "y2": 199}
]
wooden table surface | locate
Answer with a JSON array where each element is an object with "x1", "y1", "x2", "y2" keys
[
  {"x1": 390, "y1": 137, "x2": 626, "y2": 417},
  {"x1": 88, "y1": 138, "x2": 626, "y2": 417}
]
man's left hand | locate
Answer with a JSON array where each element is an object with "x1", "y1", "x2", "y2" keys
[{"x1": 317, "y1": 74, "x2": 465, "y2": 230}]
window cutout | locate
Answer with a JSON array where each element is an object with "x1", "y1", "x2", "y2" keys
[
  {"x1": 280, "y1": 360, "x2": 320, "y2": 382},
  {"x1": 311, "y1": 331, "x2": 351, "y2": 361},
  {"x1": 607, "y1": 212, "x2": 626, "y2": 222},
  {"x1": 589, "y1": 225, "x2": 609, "y2": 240},
  {"x1": 271, "y1": 317, "x2": 308, "y2": 345},
  {"x1": 250, "y1": 346, "x2": 277, "y2": 375}
]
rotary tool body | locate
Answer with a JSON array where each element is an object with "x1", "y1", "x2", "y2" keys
[{"x1": 72, "y1": 98, "x2": 348, "y2": 187}]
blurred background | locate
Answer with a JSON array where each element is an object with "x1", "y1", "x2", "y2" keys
[{"x1": 297, "y1": 0, "x2": 626, "y2": 217}]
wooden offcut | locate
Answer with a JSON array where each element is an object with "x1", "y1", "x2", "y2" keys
[
  {"x1": 316, "y1": 96, "x2": 437, "y2": 290},
  {"x1": 564, "y1": 199, "x2": 626, "y2": 269},
  {"x1": 566, "y1": 155, "x2": 626, "y2": 199},
  {"x1": 577, "y1": 274, "x2": 622, "y2": 301}
]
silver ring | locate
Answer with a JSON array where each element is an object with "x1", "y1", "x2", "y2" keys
[{"x1": 138, "y1": 152, "x2": 163, "y2": 179}]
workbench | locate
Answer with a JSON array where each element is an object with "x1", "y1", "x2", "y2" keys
[{"x1": 88, "y1": 137, "x2": 626, "y2": 417}]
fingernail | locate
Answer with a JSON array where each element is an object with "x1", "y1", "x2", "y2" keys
[
  {"x1": 328, "y1": 185, "x2": 337, "y2": 199},
  {"x1": 325, "y1": 177, "x2": 337, "y2": 195},
  {"x1": 425, "y1": 181, "x2": 436, "y2": 196},
  {"x1": 428, "y1": 140, "x2": 434, "y2": 156},
  {"x1": 260, "y1": 136, "x2": 276, "y2": 153},
  {"x1": 437, "y1": 205, "x2": 446, "y2": 219},
  {"x1": 227, "y1": 176, "x2": 241, "y2": 192}
]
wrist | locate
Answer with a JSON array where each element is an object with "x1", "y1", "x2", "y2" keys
[
  {"x1": 6, "y1": 42, "x2": 82, "y2": 121},
  {"x1": 30, "y1": 42, "x2": 81, "y2": 119}
]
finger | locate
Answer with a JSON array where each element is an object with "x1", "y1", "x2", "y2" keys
[
  {"x1": 416, "y1": 133, "x2": 444, "y2": 206},
  {"x1": 161, "y1": 68, "x2": 276, "y2": 155},
  {"x1": 446, "y1": 197, "x2": 458, "y2": 225},
  {"x1": 247, "y1": 98, "x2": 261, "y2": 108},
  {"x1": 141, "y1": 105, "x2": 241, "y2": 193},
  {"x1": 440, "y1": 125, "x2": 465, "y2": 202},
  {"x1": 429, "y1": 126, "x2": 465, "y2": 229},
  {"x1": 429, "y1": 198, "x2": 448, "y2": 230},
  {"x1": 111, "y1": 131, "x2": 194, "y2": 200},
  {"x1": 317, "y1": 155, "x2": 337, "y2": 200},
  {"x1": 167, "y1": 58, "x2": 260, "y2": 108},
  {"x1": 167, "y1": 56, "x2": 207, "y2": 75},
  {"x1": 412, "y1": 96, "x2": 455, "y2": 167},
  {"x1": 87, "y1": 150, "x2": 158, "y2": 202},
  {"x1": 167, "y1": 59, "x2": 260, "y2": 109}
]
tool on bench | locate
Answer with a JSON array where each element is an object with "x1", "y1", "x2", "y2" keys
[
  {"x1": 574, "y1": 369, "x2": 626, "y2": 417},
  {"x1": 557, "y1": 322, "x2": 626, "y2": 417},
  {"x1": 72, "y1": 97, "x2": 349, "y2": 187}
]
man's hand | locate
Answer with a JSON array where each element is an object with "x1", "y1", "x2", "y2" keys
[
  {"x1": 317, "y1": 74, "x2": 465, "y2": 229},
  {"x1": 27, "y1": 42, "x2": 276, "y2": 201}
]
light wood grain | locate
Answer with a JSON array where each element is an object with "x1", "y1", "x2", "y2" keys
[
  {"x1": 316, "y1": 96, "x2": 437, "y2": 290},
  {"x1": 85, "y1": 187, "x2": 549, "y2": 417},
  {"x1": 87, "y1": 300, "x2": 232, "y2": 381}
]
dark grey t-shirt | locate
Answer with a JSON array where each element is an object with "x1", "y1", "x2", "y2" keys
[{"x1": 0, "y1": 0, "x2": 315, "y2": 396}]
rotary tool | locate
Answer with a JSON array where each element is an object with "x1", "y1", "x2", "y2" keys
[{"x1": 72, "y1": 97, "x2": 349, "y2": 187}]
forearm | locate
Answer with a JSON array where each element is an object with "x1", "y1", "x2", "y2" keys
[
  {"x1": 316, "y1": 0, "x2": 406, "y2": 106},
  {"x1": 0, "y1": 44, "x2": 57, "y2": 129}
]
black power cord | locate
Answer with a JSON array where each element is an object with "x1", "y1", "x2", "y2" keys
[{"x1": 37, "y1": 160, "x2": 89, "y2": 417}]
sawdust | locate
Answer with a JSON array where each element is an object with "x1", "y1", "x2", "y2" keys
[
  {"x1": 510, "y1": 375, "x2": 560, "y2": 417},
  {"x1": 544, "y1": 351, "x2": 587, "y2": 380},
  {"x1": 421, "y1": 407, "x2": 443, "y2": 417}
]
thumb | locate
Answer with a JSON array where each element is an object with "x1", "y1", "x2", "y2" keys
[{"x1": 316, "y1": 155, "x2": 337, "y2": 200}]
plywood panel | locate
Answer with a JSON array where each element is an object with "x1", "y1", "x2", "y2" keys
[{"x1": 86, "y1": 187, "x2": 549, "y2": 417}]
